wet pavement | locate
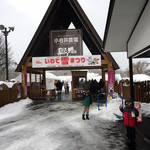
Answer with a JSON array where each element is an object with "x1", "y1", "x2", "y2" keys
[{"x1": 0, "y1": 92, "x2": 150, "y2": 150}]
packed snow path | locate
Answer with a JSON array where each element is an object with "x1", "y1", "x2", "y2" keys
[{"x1": 0, "y1": 98, "x2": 149, "y2": 150}]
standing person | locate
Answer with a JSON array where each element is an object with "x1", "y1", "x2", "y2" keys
[
  {"x1": 41, "y1": 80, "x2": 46, "y2": 96},
  {"x1": 56, "y1": 80, "x2": 63, "y2": 99},
  {"x1": 67, "y1": 83, "x2": 69, "y2": 93},
  {"x1": 119, "y1": 98, "x2": 139, "y2": 145},
  {"x1": 64, "y1": 81, "x2": 69, "y2": 94},
  {"x1": 41, "y1": 80, "x2": 45, "y2": 90},
  {"x1": 79, "y1": 78, "x2": 84, "y2": 88},
  {"x1": 99, "y1": 79, "x2": 104, "y2": 93},
  {"x1": 89, "y1": 79, "x2": 98, "y2": 99},
  {"x1": 82, "y1": 90, "x2": 92, "y2": 120}
]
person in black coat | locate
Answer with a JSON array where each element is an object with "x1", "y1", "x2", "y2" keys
[
  {"x1": 89, "y1": 79, "x2": 98, "y2": 99},
  {"x1": 99, "y1": 79, "x2": 104, "y2": 93},
  {"x1": 56, "y1": 80, "x2": 63, "y2": 99}
]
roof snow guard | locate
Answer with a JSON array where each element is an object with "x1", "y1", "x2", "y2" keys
[{"x1": 16, "y1": 0, "x2": 119, "y2": 73}]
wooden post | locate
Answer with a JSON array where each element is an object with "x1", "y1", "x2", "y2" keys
[
  {"x1": 35, "y1": 74, "x2": 37, "y2": 82},
  {"x1": 22, "y1": 65, "x2": 27, "y2": 99},
  {"x1": 102, "y1": 68, "x2": 106, "y2": 92},
  {"x1": 40, "y1": 73, "x2": 42, "y2": 83},
  {"x1": 29, "y1": 72, "x2": 32, "y2": 86},
  {"x1": 102, "y1": 68, "x2": 105, "y2": 82},
  {"x1": 42, "y1": 70, "x2": 46, "y2": 88}
]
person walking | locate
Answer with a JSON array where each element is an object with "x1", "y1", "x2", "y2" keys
[
  {"x1": 56, "y1": 80, "x2": 63, "y2": 99},
  {"x1": 82, "y1": 90, "x2": 92, "y2": 120},
  {"x1": 119, "y1": 97, "x2": 139, "y2": 145}
]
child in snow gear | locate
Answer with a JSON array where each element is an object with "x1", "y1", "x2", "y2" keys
[
  {"x1": 119, "y1": 98, "x2": 139, "y2": 145},
  {"x1": 82, "y1": 90, "x2": 92, "y2": 120}
]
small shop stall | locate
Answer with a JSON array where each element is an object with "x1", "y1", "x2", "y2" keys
[{"x1": 72, "y1": 71, "x2": 87, "y2": 99}]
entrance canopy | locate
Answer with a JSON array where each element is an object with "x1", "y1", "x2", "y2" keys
[
  {"x1": 103, "y1": 0, "x2": 150, "y2": 58},
  {"x1": 16, "y1": 0, "x2": 119, "y2": 74}
]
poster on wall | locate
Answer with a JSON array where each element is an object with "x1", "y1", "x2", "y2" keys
[
  {"x1": 50, "y1": 29, "x2": 83, "y2": 56},
  {"x1": 108, "y1": 70, "x2": 114, "y2": 93},
  {"x1": 32, "y1": 55, "x2": 101, "y2": 68}
]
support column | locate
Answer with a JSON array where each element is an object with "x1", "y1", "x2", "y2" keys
[
  {"x1": 40, "y1": 73, "x2": 42, "y2": 83},
  {"x1": 29, "y1": 72, "x2": 32, "y2": 86},
  {"x1": 129, "y1": 57, "x2": 134, "y2": 99},
  {"x1": 102, "y1": 68, "x2": 106, "y2": 92},
  {"x1": 22, "y1": 65, "x2": 27, "y2": 99},
  {"x1": 35, "y1": 74, "x2": 37, "y2": 82},
  {"x1": 102, "y1": 68, "x2": 105, "y2": 82},
  {"x1": 42, "y1": 70, "x2": 46, "y2": 88}
]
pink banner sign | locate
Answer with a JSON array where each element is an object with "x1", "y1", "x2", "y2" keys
[{"x1": 108, "y1": 70, "x2": 114, "y2": 92}]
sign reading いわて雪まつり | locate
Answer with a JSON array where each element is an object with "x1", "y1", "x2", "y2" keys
[
  {"x1": 32, "y1": 55, "x2": 101, "y2": 68},
  {"x1": 50, "y1": 29, "x2": 83, "y2": 56}
]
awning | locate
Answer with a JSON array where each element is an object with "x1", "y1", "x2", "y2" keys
[{"x1": 103, "y1": 0, "x2": 150, "y2": 58}]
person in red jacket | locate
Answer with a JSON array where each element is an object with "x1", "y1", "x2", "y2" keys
[{"x1": 119, "y1": 97, "x2": 139, "y2": 145}]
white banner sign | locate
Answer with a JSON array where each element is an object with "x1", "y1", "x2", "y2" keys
[{"x1": 32, "y1": 55, "x2": 101, "y2": 68}]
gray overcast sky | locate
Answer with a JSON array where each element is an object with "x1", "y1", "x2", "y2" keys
[{"x1": 0, "y1": 0, "x2": 146, "y2": 71}]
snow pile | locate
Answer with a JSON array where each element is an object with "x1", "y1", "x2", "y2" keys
[
  {"x1": 0, "y1": 98, "x2": 33, "y2": 120},
  {"x1": 133, "y1": 74, "x2": 150, "y2": 82},
  {"x1": 92, "y1": 98, "x2": 150, "y2": 121},
  {"x1": 92, "y1": 98, "x2": 123, "y2": 121},
  {"x1": 0, "y1": 81, "x2": 15, "y2": 88},
  {"x1": 141, "y1": 103, "x2": 150, "y2": 117}
]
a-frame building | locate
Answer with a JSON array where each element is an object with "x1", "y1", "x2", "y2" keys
[{"x1": 16, "y1": 0, "x2": 119, "y2": 98}]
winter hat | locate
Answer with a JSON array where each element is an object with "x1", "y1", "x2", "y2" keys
[{"x1": 125, "y1": 97, "x2": 134, "y2": 105}]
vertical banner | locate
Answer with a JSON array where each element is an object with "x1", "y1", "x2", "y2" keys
[
  {"x1": 24, "y1": 73, "x2": 27, "y2": 96},
  {"x1": 108, "y1": 70, "x2": 114, "y2": 93}
]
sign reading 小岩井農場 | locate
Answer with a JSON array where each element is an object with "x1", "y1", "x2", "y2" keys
[
  {"x1": 50, "y1": 29, "x2": 83, "y2": 56},
  {"x1": 32, "y1": 55, "x2": 101, "y2": 68}
]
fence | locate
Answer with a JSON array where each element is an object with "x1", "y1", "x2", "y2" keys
[
  {"x1": 134, "y1": 81, "x2": 150, "y2": 103},
  {"x1": 27, "y1": 82, "x2": 56, "y2": 99},
  {"x1": 0, "y1": 82, "x2": 56, "y2": 107},
  {"x1": 0, "y1": 83, "x2": 22, "y2": 107},
  {"x1": 114, "y1": 80, "x2": 150, "y2": 103},
  {"x1": 0, "y1": 80, "x2": 150, "y2": 107}
]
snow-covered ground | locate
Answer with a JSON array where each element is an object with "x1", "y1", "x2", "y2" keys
[
  {"x1": 0, "y1": 96, "x2": 150, "y2": 150},
  {"x1": 0, "y1": 97, "x2": 150, "y2": 121}
]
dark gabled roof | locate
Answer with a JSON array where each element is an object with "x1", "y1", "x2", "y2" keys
[{"x1": 16, "y1": 0, "x2": 119, "y2": 72}]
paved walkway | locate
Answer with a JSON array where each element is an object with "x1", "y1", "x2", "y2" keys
[{"x1": 0, "y1": 92, "x2": 150, "y2": 150}]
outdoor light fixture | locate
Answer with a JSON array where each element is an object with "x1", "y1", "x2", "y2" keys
[{"x1": 0, "y1": 24, "x2": 15, "y2": 81}]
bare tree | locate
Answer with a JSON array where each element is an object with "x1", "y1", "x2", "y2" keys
[
  {"x1": 0, "y1": 34, "x2": 18, "y2": 81},
  {"x1": 133, "y1": 61, "x2": 149, "y2": 74},
  {"x1": 124, "y1": 60, "x2": 150, "y2": 77}
]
